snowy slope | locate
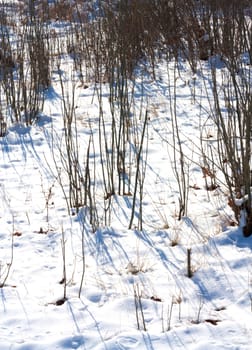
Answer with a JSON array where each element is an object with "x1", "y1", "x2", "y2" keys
[{"x1": 1, "y1": 52, "x2": 252, "y2": 350}]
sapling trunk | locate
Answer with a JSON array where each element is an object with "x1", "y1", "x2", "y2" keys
[{"x1": 187, "y1": 248, "x2": 192, "y2": 278}]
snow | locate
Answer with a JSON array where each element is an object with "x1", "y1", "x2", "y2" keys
[{"x1": 1, "y1": 52, "x2": 252, "y2": 350}]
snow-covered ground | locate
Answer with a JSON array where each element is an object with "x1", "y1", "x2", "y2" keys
[{"x1": 1, "y1": 52, "x2": 252, "y2": 350}]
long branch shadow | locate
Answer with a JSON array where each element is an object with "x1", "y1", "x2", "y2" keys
[
  {"x1": 0, "y1": 287, "x2": 7, "y2": 312},
  {"x1": 79, "y1": 298, "x2": 108, "y2": 350},
  {"x1": 1, "y1": 119, "x2": 53, "y2": 180},
  {"x1": 85, "y1": 226, "x2": 130, "y2": 273},
  {"x1": 133, "y1": 229, "x2": 180, "y2": 272},
  {"x1": 67, "y1": 300, "x2": 87, "y2": 350}
]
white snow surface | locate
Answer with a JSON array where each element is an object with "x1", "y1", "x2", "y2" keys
[{"x1": 1, "y1": 55, "x2": 252, "y2": 350}]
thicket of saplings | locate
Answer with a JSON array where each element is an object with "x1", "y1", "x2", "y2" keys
[
  {"x1": 0, "y1": 0, "x2": 251, "y2": 330},
  {"x1": 0, "y1": 0, "x2": 251, "y2": 235}
]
